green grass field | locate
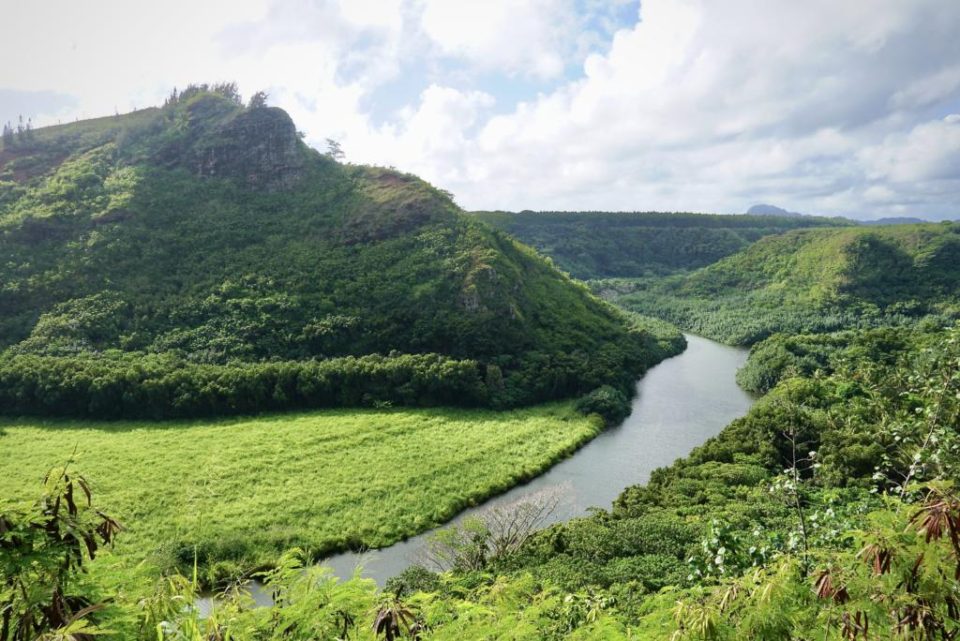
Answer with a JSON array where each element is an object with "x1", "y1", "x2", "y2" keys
[{"x1": 0, "y1": 403, "x2": 598, "y2": 584}]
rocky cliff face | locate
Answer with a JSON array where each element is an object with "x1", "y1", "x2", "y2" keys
[{"x1": 191, "y1": 107, "x2": 306, "y2": 191}]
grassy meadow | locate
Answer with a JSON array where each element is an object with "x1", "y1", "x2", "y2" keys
[{"x1": 0, "y1": 402, "x2": 599, "y2": 584}]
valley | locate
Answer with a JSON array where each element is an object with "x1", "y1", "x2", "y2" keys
[
  {"x1": 199, "y1": 332, "x2": 753, "y2": 605},
  {"x1": 2, "y1": 87, "x2": 960, "y2": 640},
  {"x1": 472, "y1": 210, "x2": 845, "y2": 279}
]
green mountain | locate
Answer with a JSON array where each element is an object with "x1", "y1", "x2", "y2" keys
[
  {"x1": 0, "y1": 86, "x2": 678, "y2": 417},
  {"x1": 614, "y1": 223, "x2": 960, "y2": 344},
  {"x1": 471, "y1": 210, "x2": 844, "y2": 279}
]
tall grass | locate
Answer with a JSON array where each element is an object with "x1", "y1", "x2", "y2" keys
[{"x1": 0, "y1": 403, "x2": 599, "y2": 586}]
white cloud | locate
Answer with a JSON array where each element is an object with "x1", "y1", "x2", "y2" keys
[
  {"x1": 862, "y1": 115, "x2": 960, "y2": 183},
  {"x1": 891, "y1": 65, "x2": 960, "y2": 110},
  {"x1": 3, "y1": 0, "x2": 960, "y2": 219},
  {"x1": 399, "y1": 0, "x2": 960, "y2": 218},
  {"x1": 418, "y1": 0, "x2": 575, "y2": 79},
  {"x1": 4, "y1": 0, "x2": 270, "y2": 118},
  {"x1": 327, "y1": 85, "x2": 494, "y2": 187},
  {"x1": 337, "y1": 0, "x2": 404, "y2": 33},
  {"x1": 863, "y1": 185, "x2": 896, "y2": 203}
]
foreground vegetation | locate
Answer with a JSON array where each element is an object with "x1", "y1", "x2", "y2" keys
[
  {"x1": 608, "y1": 223, "x2": 960, "y2": 345},
  {"x1": 0, "y1": 403, "x2": 600, "y2": 588}
]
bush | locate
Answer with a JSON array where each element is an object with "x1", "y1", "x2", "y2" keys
[
  {"x1": 575, "y1": 385, "x2": 631, "y2": 426},
  {"x1": 383, "y1": 565, "x2": 441, "y2": 597}
]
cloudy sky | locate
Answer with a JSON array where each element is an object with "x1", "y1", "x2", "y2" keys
[{"x1": 3, "y1": 0, "x2": 960, "y2": 219}]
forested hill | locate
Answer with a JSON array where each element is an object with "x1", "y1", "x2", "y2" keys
[
  {"x1": 471, "y1": 210, "x2": 845, "y2": 279},
  {"x1": 614, "y1": 223, "x2": 960, "y2": 344},
  {"x1": 0, "y1": 86, "x2": 679, "y2": 417}
]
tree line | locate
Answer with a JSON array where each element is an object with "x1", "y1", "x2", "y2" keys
[
  {"x1": 0, "y1": 352, "x2": 487, "y2": 419},
  {"x1": 1, "y1": 115, "x2": 35, "y2": 147},
  {"x1": 0, "y1": 343, "x2": 676, "y2": 419}
]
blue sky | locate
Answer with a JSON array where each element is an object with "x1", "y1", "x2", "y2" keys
[{"x1": 3, "y1": 0, "x2": 960, "y2": 220}]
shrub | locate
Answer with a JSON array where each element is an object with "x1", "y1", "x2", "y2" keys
[{"x1": 575, "y1": 385, "x2": 631, "y2": 426}]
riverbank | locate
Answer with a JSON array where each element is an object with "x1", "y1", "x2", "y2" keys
[
  {"x1": 323, "y1": 334, "x2": 753, "y2": 584},
  {"x1": 199, "y1": 334, "x2": 754, "y2": 612},
  {"x1": 0, "y1": 402, "x2": 600, "y2": 589}
]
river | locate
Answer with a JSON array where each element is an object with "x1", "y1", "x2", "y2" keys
[{"x1": 199, "y1": 333, "x2": 753, "y2": 612}]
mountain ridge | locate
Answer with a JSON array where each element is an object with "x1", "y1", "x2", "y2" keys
[
  {"x1": 612, "y1": 222, "x2": 960, "y2": 344},
  {"x1": 471, "y1": 209, "x2": 846, "y2": 279},
  {"x1": 745, "y1": 203, "x2": 804, "y2": 218},
  {"x1": 0, "y1": 88, "x2": 679, "y2": 416}
]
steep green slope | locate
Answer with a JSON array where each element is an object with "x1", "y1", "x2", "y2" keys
[
  {"x1": 0, "y1": 88, "x2": 677, "y2": 417},
  {"x1": 472, "y1": 210, "x2": 845, "y2": 279},
  {"x1": 614, "y1": 224, "x2": 960, "y2": 344}
]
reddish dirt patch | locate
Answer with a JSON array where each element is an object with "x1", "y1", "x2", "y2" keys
[
  {"x1": 374, "y1": 172, "x2": 413, "y2": 187},
  {"x1": 0, "y1": 148, "x2": 69, "y2": 183}
]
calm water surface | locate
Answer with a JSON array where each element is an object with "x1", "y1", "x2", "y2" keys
[{"x1": 199, "y1": 334, "x2": 753, "y2": 612}]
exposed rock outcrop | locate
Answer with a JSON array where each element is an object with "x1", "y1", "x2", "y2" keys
[{"x1": 192, "y1": 107, "x2": 306, "y2": 191}]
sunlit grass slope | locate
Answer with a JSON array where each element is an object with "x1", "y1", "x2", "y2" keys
[
  {"x1": 472, "y1": 210, "x2": 844, "y2": 279},
  {"x1": 613, "y1": 223, "x2": 960, "y2": 344},
  {"x1": 0, "y1": 403, "x2": 598, "y2": 584}
]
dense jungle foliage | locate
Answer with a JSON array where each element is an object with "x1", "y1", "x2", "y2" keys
[
  {"x1": 472, "y1": 210, "x2": 844, "y2": 279},
  {"x1": 0, "y1": 88, "x2": 678, "y2": 418},
  {"x1": 5, "y1": 322, "x2": 959, "y2": 639},
  {"x1": 607, "y1": 223, "x2": 960, "y2": 345}
]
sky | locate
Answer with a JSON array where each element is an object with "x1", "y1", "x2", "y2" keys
[{"x1": 3, "y1": 0, "x2": 960, "y2": 220}]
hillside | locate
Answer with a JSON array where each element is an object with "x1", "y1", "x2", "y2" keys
[
  {"x1": 0, "y1": 87, "x2": 678, "y2": 417},
  {"x1": 614, "y1": 223, "x2": 960, "y2": 344},
  {"x1": 471, "y1": 210, "x2": 844, "y2": 279}
]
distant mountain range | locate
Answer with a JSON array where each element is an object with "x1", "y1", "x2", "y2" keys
[
  {"x1": 472, "y1": 210, "x2": 844, "y2": 279},
  {"x1": 746, "y1": 203, "x2": 805, "y2": 218},
  {"x1": 747, "y1": 203, "x2": 930, "y2": 226},
  {"x1": 860, "y1": 216, "x2": 930, "y2": 225}
]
